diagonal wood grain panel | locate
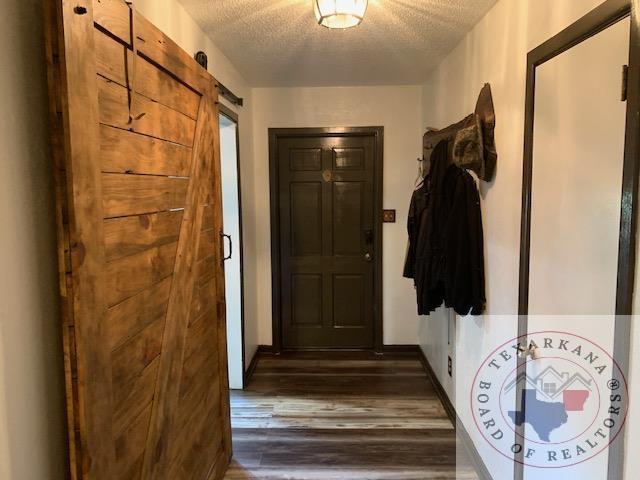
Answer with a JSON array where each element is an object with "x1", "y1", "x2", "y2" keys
[
  {"x1": 141, "y1": 88, "x2": 219, "y2": 479},
  {"x1": 45, "y1": 1, "x2": 231, "y2": 478}
]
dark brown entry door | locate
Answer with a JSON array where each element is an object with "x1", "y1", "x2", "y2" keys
[{"x1": 274, "y1": 130, "x2": 380, "y2": 349}]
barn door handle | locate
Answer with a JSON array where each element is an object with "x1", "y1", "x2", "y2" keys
[{"x1": 221, "y1": 233, "x2": 232, "y2": 261}]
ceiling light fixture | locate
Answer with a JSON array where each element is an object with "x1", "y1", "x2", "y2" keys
[{"x1": 314, "y1": 0, "x2": 368, "y2": 29}]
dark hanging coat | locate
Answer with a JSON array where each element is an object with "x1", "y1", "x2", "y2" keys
[
  {"x1": 403, "y1": 180, "x2": 430, "y2": 280},
  {"x1": 404, "y1": 140, "x2": 486, "y2": 316}
]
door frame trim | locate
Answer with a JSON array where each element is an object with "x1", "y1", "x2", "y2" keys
[
  {"x1": 219, "y1": 103, "x2": 248, "y2": 387},
  {"x1": 517, "y1": 1, "x2": 638, "y2": 478},
  {"x1": 268, "y1": 126, "x2": 384, "y2": 353}
]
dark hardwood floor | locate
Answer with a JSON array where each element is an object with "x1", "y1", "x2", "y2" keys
[{"x1": 224, "y1": 351, "x2": 479, "y2": 479}]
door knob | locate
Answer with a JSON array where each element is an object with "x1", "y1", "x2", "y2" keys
[
  {"x1": 364, "y1": 252, "x2": 373, "y2": 262},
  {"x1": 518, "y1": 344, "x2": 540, "y2": 360}
]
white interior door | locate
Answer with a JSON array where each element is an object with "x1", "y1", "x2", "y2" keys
[
  {"x1": 523, "y1": 16, "x2": 630, "y2": 479},
  {"x1": 220, "y1": 113, "x2": 244, "y2": 389}
]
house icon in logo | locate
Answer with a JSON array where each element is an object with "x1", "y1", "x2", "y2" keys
[{"x1": 504, "y1": 366, "x2": 592, "y2": 411}]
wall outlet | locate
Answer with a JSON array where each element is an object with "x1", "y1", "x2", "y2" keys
[{"x1": 448, "y1": 356, "x2": 452, "y2": 377}]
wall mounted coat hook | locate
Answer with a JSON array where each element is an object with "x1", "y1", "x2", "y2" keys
[{"x1": 421, "y1": 83, "x2": 497, "y2": 182}]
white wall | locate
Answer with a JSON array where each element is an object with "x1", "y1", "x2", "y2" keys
[
  {"x1": 251, "y1": 86, "x2": 424, "y2": 345},
  {"x1": 0, "y1": 1, "x2": 67, "y2": 479},
  {"x1": 419, "y1": 0, "x2": 636, "y2": 476},
  {"x1": 135, "y1": 0, "x2": 259, "y2": 369}
]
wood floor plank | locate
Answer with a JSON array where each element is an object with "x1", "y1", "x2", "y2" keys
[
  {"x1": 254, "y1": 359, "x2": 423, "y2": 369},
  {"x1": 231, "y1": 417, "x2": 453, "y2": 430},
  {"x1": 223, "y1": 465, "x2": 479, "y2": 480},
  {"x1": 242, "y1": 375, "x2": 439, "y2": 397},
  {"x1": 225, "y1": 353, "x2": 477, "y2": 480}
]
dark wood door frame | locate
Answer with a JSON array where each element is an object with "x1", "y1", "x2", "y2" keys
[
  {"x1": 269, "y1": 127, "x2": 384, "y2": 353},
  {"x1": 518, "y1": 1, "x2": 638, "y2": 478},
  {"x1": 219, "y1": 103, "x2": 248, "y2": 386}
]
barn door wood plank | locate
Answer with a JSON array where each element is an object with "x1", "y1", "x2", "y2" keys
[
  {"x1": 206, "y1": 448, "x2": 230, "y2": 480},
  {"x1": 100, "y1": 125, "x2": 192, "y2": 177},
  {"x1": 183, "y1": 314, "x2": 218, "y2": 369},
  {"x1": 190, "y1": 279, "x2": 217, "y2": 325},
  {"x1": 95, "y1": 28, "x2": 127, "y2": 85},
  {"x1": 93, "y1": 0, "x2": 131, "y2": 45},
  {"x1": 51, "y1": 1, "x2": 116, "y2": 477},
  {"x1": 104, "y1": 210, "x2": 183, "y2": 261},
  {"x1": 202, "y1": 204, "x2": 216, "y2": 231},
  {"x1": 105, "y1": 276, "x2": 173, "y2": 351},
  {"x1": 97, "y1": 76, "x2": 197, "y2": 147},
  {"x1": 105, "y1": 241, "x2": 178, "y2": 306},
  {"x1": 132, "y1": 53, "x2": 201, "y2": 119},
  {"x1": 95, "y1": 29, "x2": 200, "y2": 119},
  {"x1": 112, "y1": 356, "x2": 160, "y2": 436},
  {"x1": 173, "y1": 384, "x2": 222, "y2": 478},
  {"x1": 101, "y1": 173, "x2": 189, "y2": 218},
  {"x1": 141, "y1": 87, "x2": 217, "y2": 480},
  {"x1": 43, "y1": 0, "x2": 79, "y2": 477},
  {"x1": 133, "y1": 11, "x2": 210, "y2": 93},
  {"x1": 114, "y1": 402, "x2": 152, "y2": 479},
  {"x1": 111, "y1": 316, "x2": 165, "y2": 390}
]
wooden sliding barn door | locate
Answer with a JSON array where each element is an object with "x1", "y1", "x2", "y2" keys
[{"x1": 44, "y1": 1, "x2": 231, "y2": 479}]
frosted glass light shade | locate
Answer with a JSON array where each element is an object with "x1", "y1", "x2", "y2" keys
[{"x1": 314, "y1": 0, "x2": 368, "y2": 29}]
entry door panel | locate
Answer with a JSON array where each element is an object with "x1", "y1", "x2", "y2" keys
[
  {"x1": 279, "y1": 135, "x2": 376, "y2": 349},
  {"x1": 44, "y1": 1, "x2": 230, "y2": 479}
]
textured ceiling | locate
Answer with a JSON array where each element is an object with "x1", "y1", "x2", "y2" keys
[{"x1": 178, "y1": 0, "x2": 497, "y2": 87}]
